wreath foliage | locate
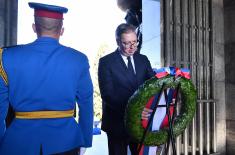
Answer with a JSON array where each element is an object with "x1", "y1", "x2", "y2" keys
[{"x1": 125, "y1": 75, "x2": 197, "y2": 146}]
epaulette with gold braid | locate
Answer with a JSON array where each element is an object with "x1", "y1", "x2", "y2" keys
[{"x1": 0, "y1": 48, "x2": 8, "y2": 86}]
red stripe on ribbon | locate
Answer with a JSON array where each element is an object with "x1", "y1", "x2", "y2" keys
[
  {"x1": 160, "y1": 107, "x2": 174, "y2": 128},
  {"x1": 155, "y1": 71, "x2": 168, "y2": 79},
  {"x1": 141, "y1": 96, "x2": 155, "y2": 128}
]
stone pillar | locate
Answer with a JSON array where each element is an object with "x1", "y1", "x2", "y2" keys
[
  {"x1": 0, "y1": 0, "x2": 18, "y2": 47},
  {"x1": 213, "y1": 0, "x2": 226, "y2": 154},
  {"x1": 224, "y1": 0, "x2": 235, "y2": 155}
]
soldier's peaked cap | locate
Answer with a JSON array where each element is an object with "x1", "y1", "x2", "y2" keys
[{"x1": 28, "y1": 2, "x2": 68, "y2": 19}]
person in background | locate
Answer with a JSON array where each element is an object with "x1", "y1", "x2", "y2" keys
[
  {"x1": 0, "y1": 2, "x2": 93, "y2": 155},
  {"x1": 98, "y1": 23, "x2": 155, "y2": 155}
]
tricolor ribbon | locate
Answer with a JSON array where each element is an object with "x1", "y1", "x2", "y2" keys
[
  {"x1": 140, "y1": 89, "x2": 176, "y2": 155},
  {"x1": 155, "y1": 67, "x2": 190, "y2": 79}
]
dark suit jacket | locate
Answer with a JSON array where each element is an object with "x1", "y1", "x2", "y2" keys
[{"x1": 98, "y1": 49, "x2": 154, "y2": 138}]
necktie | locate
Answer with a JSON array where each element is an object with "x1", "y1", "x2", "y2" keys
[{"x1": 127, "y1": 56, "x2": 135, "y2": 75}]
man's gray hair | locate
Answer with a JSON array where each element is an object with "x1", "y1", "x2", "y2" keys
[
  {"x1": 34, "y1": 17, "x2": 63, "y2": 36},
  {"x1": 115, "y1": 23, "x2": 136, "y2": 40}
]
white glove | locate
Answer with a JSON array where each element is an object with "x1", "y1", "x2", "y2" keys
[{"x1": 80, "y1": 147, "x2": 86, "y2": 155}]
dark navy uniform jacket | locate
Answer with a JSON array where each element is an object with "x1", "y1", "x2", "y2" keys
[{"x1": 0, "y1": 37, "x2": 93, "y2": 154}]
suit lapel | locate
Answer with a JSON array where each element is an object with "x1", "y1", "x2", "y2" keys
[
  {"x1": 113, "y1": 50, "x2": 128, "y2": 74},
  {"x1": 114, "y1": 50, "x2": 138, "y2": 90},
  {"x1": 133, "y1": 54, "x2": 143, "y2": 86}
]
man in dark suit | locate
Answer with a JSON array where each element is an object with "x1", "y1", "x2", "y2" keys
[{"x1": 98, "y1": 23, "x2": 155, "y2": 155}]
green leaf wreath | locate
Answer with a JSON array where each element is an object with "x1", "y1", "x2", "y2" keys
[{"x1": 125, "y1": 70, "x2": 197, "y2": 146}]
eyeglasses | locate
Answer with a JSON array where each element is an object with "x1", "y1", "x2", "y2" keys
[{"x1": 121, "y1": 41, "x2": 139, "y2": 48}]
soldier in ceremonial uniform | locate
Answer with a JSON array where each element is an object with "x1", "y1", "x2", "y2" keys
[{"x1": 0, "y1": 2, "x2": 93, "y2": 155}]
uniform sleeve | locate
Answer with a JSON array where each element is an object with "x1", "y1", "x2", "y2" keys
[
  {"x1": 0, "y1": 49, "x2": 9, "y2": 143},
  {"x1": 76, "y1": 56, "x2": 93, "y2": 147},
  {"x1": 0, "y1": 77, "x2": 9, "y2": 143}
]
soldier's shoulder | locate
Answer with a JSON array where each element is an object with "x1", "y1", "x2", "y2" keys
[
  {"x1": 1, "y1": 45, "x2": 23, "y2": 51},
  {"x1": 1, "y1": 45, "x2": 18, "y2": 49}
]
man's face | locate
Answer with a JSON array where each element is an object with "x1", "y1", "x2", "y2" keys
[{"x1": 118, "y1": 32, "x2": 138, "y2": 57}]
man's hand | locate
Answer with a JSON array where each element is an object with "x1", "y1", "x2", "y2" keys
[
  {"x1": 141, "y1": 108, "x2": 153, "y2": 120},
  {"x1": 141, "y1": 99, "x2": 176, "y2": 120}
]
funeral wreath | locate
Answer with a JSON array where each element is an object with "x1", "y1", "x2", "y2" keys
[{"x1": 125, "y1": 67, "x2": 197, "y2": 146}]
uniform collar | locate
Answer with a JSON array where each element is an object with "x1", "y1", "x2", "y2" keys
[{"x1": 35, "y1": 36, "x2": 59, "y2": 43}]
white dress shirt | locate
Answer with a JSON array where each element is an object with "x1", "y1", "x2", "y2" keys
[{"x1": 120, "y1": 54, "x2": 136, "y2": 74}]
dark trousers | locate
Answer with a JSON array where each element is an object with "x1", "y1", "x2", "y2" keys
[{"x1": 107, "y1": 133, "x2": 138, "y2": 155}]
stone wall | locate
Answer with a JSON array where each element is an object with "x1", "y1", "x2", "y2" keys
[
  {"x1": 211, "y1": 0, "x2": 226, "y2": 154},
  {"x1": 224, "y1": 0, "x2": 235, "y2": 154}
]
